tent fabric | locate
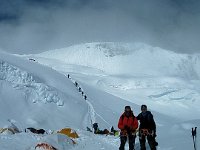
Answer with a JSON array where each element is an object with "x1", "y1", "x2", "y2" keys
[
  {"x1": 35, "y1": 143, "x2": 57, "y2": 150},
  {"x1": 0, "y1": 128, "x2": 16, "y2": 134},
  {"x1": 35, "y1": 133, "x2": 75, "y2": 150},
  {"x1": 57, "y1": 128, "x2": 79, "y2": 139}
]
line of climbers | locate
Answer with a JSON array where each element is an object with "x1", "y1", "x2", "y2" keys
[
  {"x1": 67, "y1": 74, "x2": 158, "y2": 150},
  {"x1": 67, "y1": 74, "x2": 87, "y2": 100}
]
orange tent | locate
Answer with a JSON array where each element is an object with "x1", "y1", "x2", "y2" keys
[{"x1": 57, "y1": 128, "x2": 79, "y2": 139}]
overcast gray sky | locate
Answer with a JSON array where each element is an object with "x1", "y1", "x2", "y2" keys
[{"x1": 0, "y1": 0, "x2": 200, "y2": 54}]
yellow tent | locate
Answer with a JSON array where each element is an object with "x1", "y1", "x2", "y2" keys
[{"x1": 57, "y1": 128, "x2": 79, "y2": 139}]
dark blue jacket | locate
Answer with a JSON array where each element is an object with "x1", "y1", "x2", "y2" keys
[{"x1": 136, "y1": 111, "x2": 156, "y2": 131}]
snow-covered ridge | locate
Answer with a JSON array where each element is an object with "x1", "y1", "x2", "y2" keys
[
  {"x1": 0, "y1": 50, "x2": 89, "y2": 130},
  {"x1": 0, "y1": 44, "x2": 200, "y2": 149},
  {"x1": 0, "y1": 61, "x2": 63, "y2": 106},
  {"x1": 35, "y1": 42, "x2": 200, "y2": 79}
]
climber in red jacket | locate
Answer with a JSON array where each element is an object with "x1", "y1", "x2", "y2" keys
[{"x1": 118, "y1": 106, "x2": 138, "y2": 150}]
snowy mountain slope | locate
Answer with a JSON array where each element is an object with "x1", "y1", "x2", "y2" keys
[
  {"x1": 28, "y1": 42, "x2": 200, "y2": 120},
  {"x1": 0, "y1": 42, "x2": 200, "y2": 150},
  {"x1": 21, "y1": 42, "x2": 200, "y2": 149},
  {"x1": 0, "y1": 49, "x2": 148, "y2": 150},
  {"x1": 35, "y1": 42, "x2": 200, "y2": 79},
  {"x1": 0, "y1": 50, "x2": 89, "y2": 130}
]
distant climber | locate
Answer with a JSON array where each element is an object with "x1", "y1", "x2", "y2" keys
[
  {"x1": 118, "y1": 106, "x2": 138, "y2": 150},
  {"x1": 29, "y1": 58, "x2": 36, "y2": 62},
  {"x1": 84, "y1": 95, "x2": 87, "y2": 100},
  {"x1": 75, "y1": 81, "x2": 78, "y2": 87}
]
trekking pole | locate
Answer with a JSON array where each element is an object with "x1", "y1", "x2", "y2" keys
[{"x1": 192, "y1": 127, "x2": 197, "y2": 150}]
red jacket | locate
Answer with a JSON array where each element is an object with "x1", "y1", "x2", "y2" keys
[{"x1": 118, "y1": 112, "x2": 138, "y2": 131}]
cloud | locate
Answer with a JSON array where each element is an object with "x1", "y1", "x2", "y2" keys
[{"x1": 0, "y1": 0, "x2": 200, "y2": 54}]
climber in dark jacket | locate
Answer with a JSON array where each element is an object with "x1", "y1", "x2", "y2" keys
[{"x1": 137, "y1": 105, "x2": 157, "y2": 150}]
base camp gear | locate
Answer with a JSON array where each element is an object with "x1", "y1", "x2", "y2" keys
[
  {"x1": 57, "y1": 128, "x2": 79, "y2": 139},
  {"x1": 35, "y1": 143, "x2": 57, "y2": 150},
  {"x1": 25, "y1": 128, "x2": 46, "y2": 134},
  {"x1": 93, "y1": 123, "x2": 110, "y2": 135},
  {"x1": 110, "y1": 126, "x2": 119, "y2": 136},
  {"x1": 0, "y1": 128, "x2": 16, "y2": 134}
]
